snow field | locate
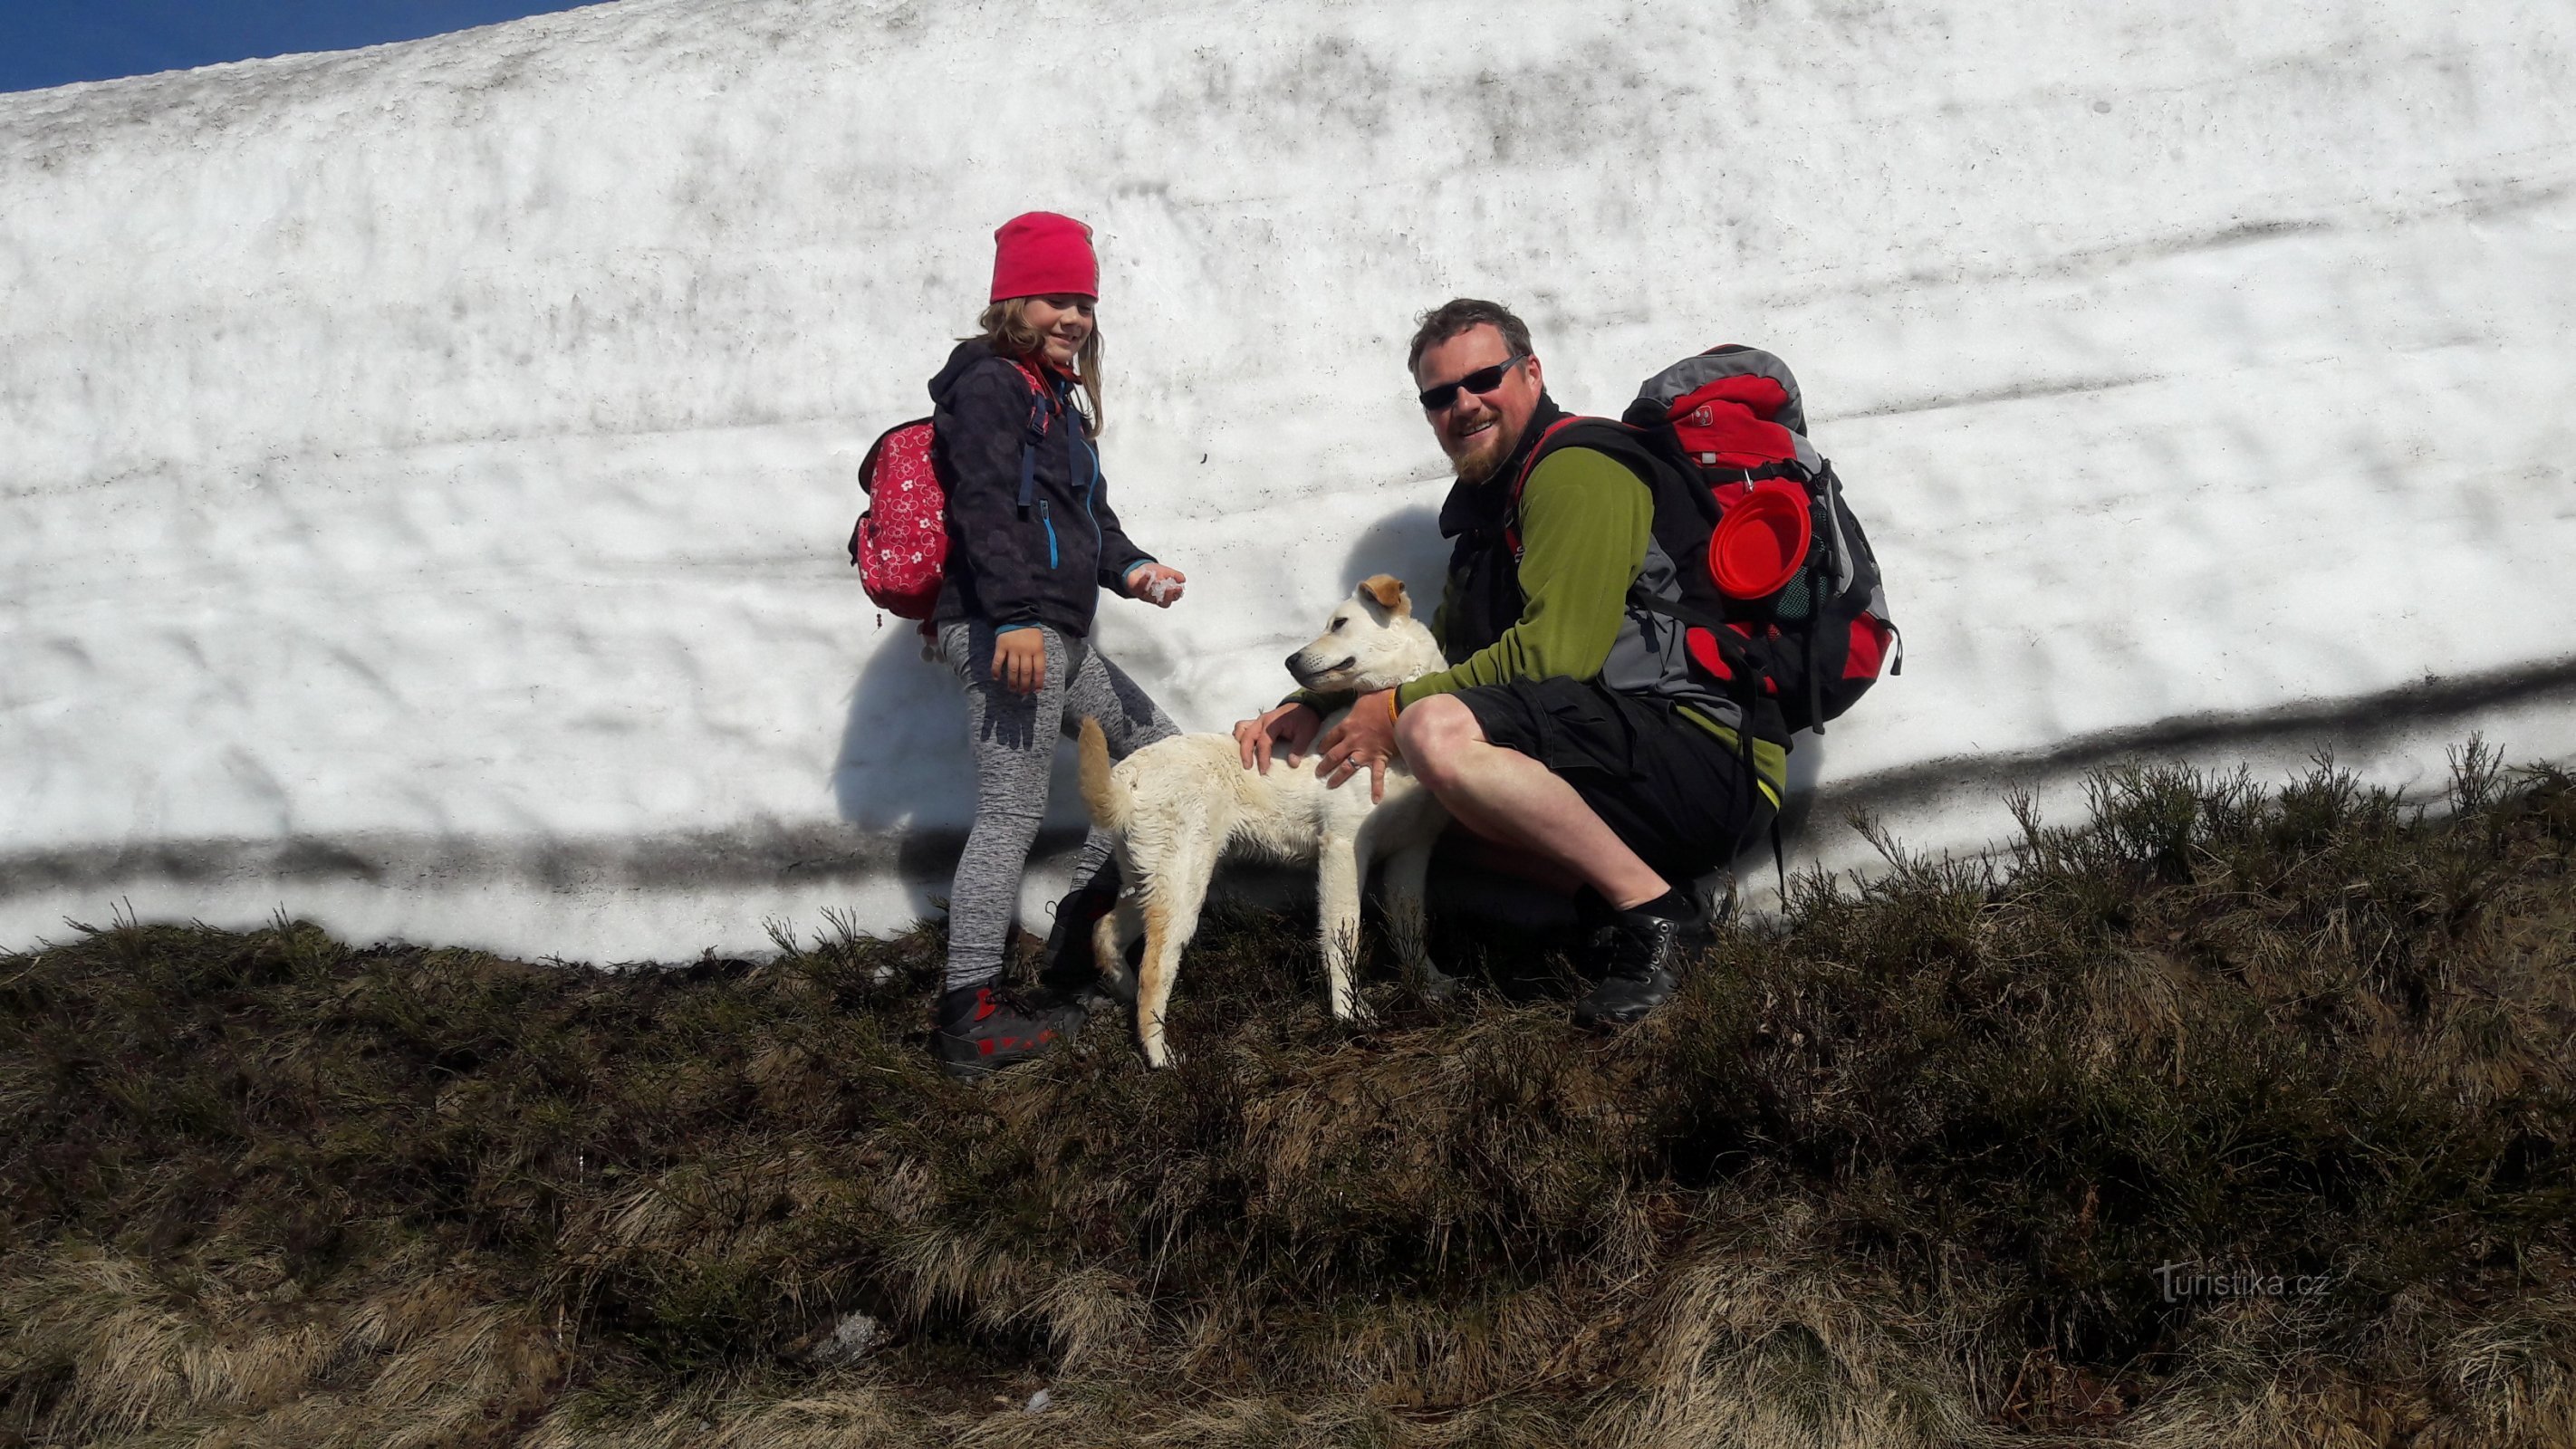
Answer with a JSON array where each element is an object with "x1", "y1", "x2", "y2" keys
[{"x1": 4, "y1": 0, "x2": 2573, "y2": 957}]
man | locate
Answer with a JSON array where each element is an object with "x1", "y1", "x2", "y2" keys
[{"x1": 1232, "y1": 299, "x2": 1786, "y2": 1026}]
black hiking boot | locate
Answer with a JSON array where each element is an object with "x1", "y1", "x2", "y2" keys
[
  {"x1": 1029, "y1": 863, "x2": 1126, "y2": 1011},
  {"x1": 1571, "y1": 896, "x2": 1687, "y2": 1030},
  {"x1": 1033, "y1": 861, "x2": 1152, "y2": 1009},
  {"x1": 931, "y1": 983, "x2": 1084, "y2": 1079}
]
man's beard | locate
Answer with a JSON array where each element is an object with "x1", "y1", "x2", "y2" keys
[{"x1": 1448, "y1": 418, "x2": 1520, "y2": 485}]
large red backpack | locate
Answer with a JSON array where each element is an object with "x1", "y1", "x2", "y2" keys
[
  {"x1": 1511, "y1": 344, "x2": 1900, "y2": 738},
  {"x1": 848, "y1": 359, "x2": 1060, "y2": 619}
]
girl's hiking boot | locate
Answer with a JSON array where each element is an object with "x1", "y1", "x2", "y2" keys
[
  {"x1": 932, "y1": 983, "x2": 1084, "y2": 1079},
  {"x1": 1572, "y1": 893, "x2": 1688, "y2": 1029},
  {"x1": 1031, "y1": 865, "x2": 1133, "y2": 1009}
]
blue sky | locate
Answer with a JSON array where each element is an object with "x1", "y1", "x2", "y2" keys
[{"x1": 0, "y1": 1, "x2": 603, "y2": 93}]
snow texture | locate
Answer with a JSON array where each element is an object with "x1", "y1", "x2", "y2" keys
[{"x1": 5, "y1": 0, "x2": 2574, "y2": 959}]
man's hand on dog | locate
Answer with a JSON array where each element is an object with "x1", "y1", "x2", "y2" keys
[
  {"x1": 1235, "y1": 702, "x2": 1322, "y2": 773},
  {"x1": 1318, "y1": 690, "x2": 1398, "y2": 802},
  {"x1": 1125, "y1": 562, "x2": 1187, "y2": 608},
  {"x1": 991, "y1": 629, "x2": 1047, "y2": 695}
]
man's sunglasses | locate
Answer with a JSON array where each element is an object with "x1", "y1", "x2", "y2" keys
[{"x1": 1417, "y1": 354, "x2": 1529, "y2": 412}]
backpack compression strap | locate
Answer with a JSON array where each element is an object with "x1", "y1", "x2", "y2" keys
[
  {"x1": 1631, "y1": 590, "x2": 1792, "y2": 893},
  {"x1": 1012, "y1": 360, "x2": 1062, "y2": 513}
]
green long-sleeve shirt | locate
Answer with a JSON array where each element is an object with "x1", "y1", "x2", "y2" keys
[
  {"x1": 1395, "y1": 446, "x2": 1650, "y2": 708},
  {"x1": 1308, "y1": 446, "x2": 1788, "y2": 802}
]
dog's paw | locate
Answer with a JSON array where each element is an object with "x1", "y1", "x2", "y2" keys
[
  {"x1": 1080, "y1": 936, "x2": 1143, "y2": 1009},
  {"x1": 1329, "y1": 995, "x2": 1381, "y2": 1028}
]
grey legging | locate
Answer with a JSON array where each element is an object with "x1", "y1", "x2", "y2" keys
[{"x1": 937, "y1": 619, "x2": 1178, "y2": 993}]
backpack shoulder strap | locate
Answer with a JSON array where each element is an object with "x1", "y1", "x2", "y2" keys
[
  {"x1": 1009, "y1": 360, "x2": 1062, "y2": 511},
  {"x1": 1011, "y1": 360, "x2": 1061, "y2": 421},
  {"x1": 1502, "y1": 417, "x2": 1667, "y2": 559}
]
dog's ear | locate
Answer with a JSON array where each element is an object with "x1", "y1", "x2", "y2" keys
[{"x1": 1355, "y1": 574, "x2": 1410, "y2": 617}]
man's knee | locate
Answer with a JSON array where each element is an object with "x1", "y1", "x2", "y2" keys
[{"x1": 1396, "y1": 695, "x2": 1483, "y2": 788}]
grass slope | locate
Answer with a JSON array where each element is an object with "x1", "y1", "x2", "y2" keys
[{"x1": 4, "y1": 748, "x2": 2573, "y2": 1447}]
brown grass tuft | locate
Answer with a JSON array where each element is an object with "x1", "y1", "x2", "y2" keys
[{"x1": 5, "y1": 750, "x2": 2573, "y2": 1444}]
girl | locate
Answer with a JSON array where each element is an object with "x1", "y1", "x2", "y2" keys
[{"x1": 926, "y1": 211, "x2": 1185, "y2": 1077}]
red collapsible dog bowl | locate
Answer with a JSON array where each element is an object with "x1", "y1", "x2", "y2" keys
[{"x1": 1709, "y1": 481, "x2": 1812, "y2": 599}]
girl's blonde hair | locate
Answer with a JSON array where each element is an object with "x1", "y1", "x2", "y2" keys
[{"x1": 972, "y1": 299, "x2": 1104, "y2": 435}]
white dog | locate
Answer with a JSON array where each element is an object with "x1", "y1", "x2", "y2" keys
[{"x1": 1075, "y1": 575, "x2": 1451, "y2": 1068}]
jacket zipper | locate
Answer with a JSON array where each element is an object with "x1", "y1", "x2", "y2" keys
[{"x1": 1037, "y1": 499, "x2": 1059, "y2": 568}]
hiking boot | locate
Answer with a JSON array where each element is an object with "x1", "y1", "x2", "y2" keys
[
  {"x1": 1572, "y1": 904, "x2": 1685, "y2": 1030},
  {"x1": 931, "y1": 983, "x2": 1084, "y2": 1079},
  {"x1": 1033, "y1": 864, "x2": 1124, "y2": 1002}
]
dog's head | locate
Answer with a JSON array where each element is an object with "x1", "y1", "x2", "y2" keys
[{"x1": 1285, "y1": 575, "x2": 1449, "y2": 694}]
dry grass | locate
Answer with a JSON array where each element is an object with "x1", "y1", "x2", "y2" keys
[{"x1": 4, "y1": 745, "x2": 2572, "y2": 1446}]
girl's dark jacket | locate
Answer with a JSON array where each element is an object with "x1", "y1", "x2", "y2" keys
[{"x1": 928, "y1": 339, "x2": 1154, "y2": 638}]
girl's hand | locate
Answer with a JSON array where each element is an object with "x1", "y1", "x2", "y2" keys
[
  {"x1": 1125, "y1": 562, "x2": 1187, "y2": 608},
  {"x1": 992, "y1": 629, "x2": 1046, "y2": 695},
  {"x1": 1234, "y1": 701, "x2": 1322, "y2": 772}
]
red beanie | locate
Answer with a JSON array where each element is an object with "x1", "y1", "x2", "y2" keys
[{"x1": 989, "y1": 212, "x2": 1098, "y2": 302}]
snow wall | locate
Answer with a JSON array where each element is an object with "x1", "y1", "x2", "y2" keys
[{"x1": 5, "y1": 0, "x2": 2574, "y2": 961}]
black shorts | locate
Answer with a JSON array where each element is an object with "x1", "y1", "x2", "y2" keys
[{"x1": 1451, "y1": 676, "x2": 1775, "y2": 881}]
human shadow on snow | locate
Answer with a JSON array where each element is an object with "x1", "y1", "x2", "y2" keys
[{"x1": 829, "y1": 618, "x2": 1090, "y2": 911}]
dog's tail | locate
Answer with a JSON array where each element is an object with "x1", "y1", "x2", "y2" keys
[{"x1": 1076, "y1": 716, "x2": 1129, "y2": 831}]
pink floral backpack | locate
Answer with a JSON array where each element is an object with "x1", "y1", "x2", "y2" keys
[{"x1": 847, "y1": 359, "x2": 1058, "y2": 619}]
